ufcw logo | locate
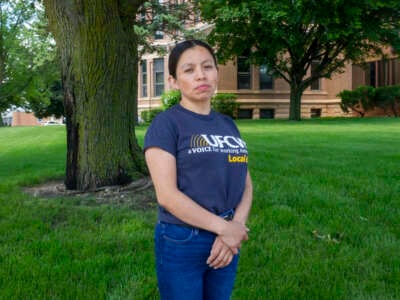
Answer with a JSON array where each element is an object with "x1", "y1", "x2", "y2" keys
[
  {"x1": 190, "y1": 134, "x2": 246, "y2": 149},
  {"x1": 190, "y1": 135, "x2": 210, "y2": 148}
]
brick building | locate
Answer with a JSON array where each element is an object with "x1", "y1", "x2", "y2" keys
[
  {"x1": 1, "y1": 109, "x2": 64, "y2": 127},
  {"x1": 10, "y1": 111, "x2": 41, "y2": 126},
  {"x1": 137, "y1": 3, "x2": 400, "y2": 119}
]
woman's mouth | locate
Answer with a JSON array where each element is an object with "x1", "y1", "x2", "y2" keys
[{"x1": 195, "y1": 84, "x2": 211, "y2": 91}]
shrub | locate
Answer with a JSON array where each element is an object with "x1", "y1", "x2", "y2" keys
[
  {"x1": 159, "y1": 91, "x2": 239, "y2": 118},
  {"x1": 374, "y1": 85, "x2": 400, "y2": 117},
  {"x1": 140, "y1": 108, "x2": 163, "y2": 123},
  {"x1": 338, "y1": 85, "x2": 375, "y2": 117},
  {"x1": 211, "y1": 93, "x2": 238, "y2": 118},
  {"x1": 161, "y1": 89, "x2": 181, "y2": 110},
  {"x1": 339, "y1": 85, "x2": 400, "y2": 118}
]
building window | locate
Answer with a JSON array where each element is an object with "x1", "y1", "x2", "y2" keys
[
  {"x1": 153, "y1": 58, "x2": 164, "y2": 97},
  {"x1": 237, "y1": 109, "x2": 253, "y2": 119},
  {"x1": 377, "y1": 59, "x2": 390, "y2": 86},
  {"x1": 259, "y1": 65, "x2": 273, "y2": 90},
  {"x1": 366, "y1": 59, "x2": 400, "y2": 87},
  {"x1": 311, "y1": 62, "x2": 320, "y2": 90},
  {"x1": 237, "y1": 54, "x2": 251, "y2": 89},
  {"x1": 367, "y1": 62, "x2": 377, "y2": 87},
  {"x1": 141, "y1": 60, "x2": 147, "y2": 98},
  {"x1": 391, "y1": 59, "x2": 400, "y2": 85},
  {"x1": 310, "y1": 108, "x2": 322, "y2": 118},
  {"x1": 260, "y1": 108, "x2": 275, "y2": 119}
]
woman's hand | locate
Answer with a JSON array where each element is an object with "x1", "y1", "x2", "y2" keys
[
  {"x1": 219, "y1": 220, "x2": 249, "y2": 254},
  {"x1": 207, "y1": 236, "x2": 234, "y2": 269}
]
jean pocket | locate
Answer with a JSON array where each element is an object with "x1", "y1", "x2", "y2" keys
[{"x1": 161, "y1": 223, "x2": 195, "y2": 244}]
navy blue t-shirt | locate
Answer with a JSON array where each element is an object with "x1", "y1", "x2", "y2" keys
[{"x1": 144, "y1": 104, "x2": 248, "y2": 225}]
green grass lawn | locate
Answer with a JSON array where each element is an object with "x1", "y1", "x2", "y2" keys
[{"x1": 0, "y1": 118, "x2": 399, "y2": 299}]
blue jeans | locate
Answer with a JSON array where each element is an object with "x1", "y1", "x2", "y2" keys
[{"x1": 155, "y1": 220, "x2": 239, "y2": 300}]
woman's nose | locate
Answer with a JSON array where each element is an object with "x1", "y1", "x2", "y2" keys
[{"x1": 195, "y1": 67, "x2": 206, "y2": 79}]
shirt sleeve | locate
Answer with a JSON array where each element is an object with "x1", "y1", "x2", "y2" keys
[
  {"x1": 143, "y1": 113, "x2": 178, "y2": 157},
  {"x1": 222, "y1": 113, "x2": 242, "y2": 137}
]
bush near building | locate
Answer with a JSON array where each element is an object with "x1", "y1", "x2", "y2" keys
[
  {"x1": 160, "y1": 89, "x2": 181, "y2": 110},
  {"x1": 338, "y1": 85, "x2": 400, "y2": 117},
  {"x1": 374, "y1": 85, "x2": 400, "y2": 117},
  {"x1": 140, "y1": 108, "x2": 163, "y2": 123},
  {"x1": 211, "y1": 93, "x2": 238, "y2": 119},
  {"x1": 143, "y1": 91, "x2": 239, "y2": 123},
  {"x1": 338, "y1": 86, "x2": 375, "y2": 117}
]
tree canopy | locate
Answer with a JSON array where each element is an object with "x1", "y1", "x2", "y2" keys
[
  {"x1": 199, "y1": 0, "x2": 400, "y2": 120},
  {"x1": 135, "y1": 0, "x2": 201, "y2": 57},
  {"x1": 0, "y1": 0, "x2": 59, "y2": 121}
]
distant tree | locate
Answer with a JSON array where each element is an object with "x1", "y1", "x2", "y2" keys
[
  {"x1": 0, "y1": 0, "x2": 60, "y2": 124},
  {"x1": 199, "y1": 0, "x2": 400, "y2": 120},
  {"x1": 136, "y1": 0, "x2": 204, "y2": 57},
  {"x1": 28, "y1": 79, "x2": 64, "y2": 119},
  {"x1": 338, "y1": 85, "x2": 375, "y2": 117},
  {"x1": 0, "y1": 0, "x2": 35, "y2": 118}
]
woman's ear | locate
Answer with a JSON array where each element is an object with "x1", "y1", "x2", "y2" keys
[{"x1": 168, "y1": 75, "x2": 179, "y2": 90}]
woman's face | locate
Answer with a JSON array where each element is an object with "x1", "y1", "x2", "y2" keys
[{"x1": 169, "y1": 46, "x2": 218, "y2": 104}]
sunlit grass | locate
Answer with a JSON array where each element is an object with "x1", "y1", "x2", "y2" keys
[
  {"x1": 236, "y1": 118, "x2": 400, "y2": 299},
  {"x1": 0, "y1": 117, "x2": 399, "y2": 299}
]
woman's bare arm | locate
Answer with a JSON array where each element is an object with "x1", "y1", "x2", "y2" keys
[{"x1": 233, "y1": 171, "x2": 253, "y2": 225}]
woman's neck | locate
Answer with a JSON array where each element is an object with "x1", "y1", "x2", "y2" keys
[{"x1": 180, "y1": 99, "x2": 211, "y2": 115}]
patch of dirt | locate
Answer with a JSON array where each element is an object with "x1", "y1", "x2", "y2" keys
[{"x1": 23, "y1": 177, "x2": 157, "y2": 210}]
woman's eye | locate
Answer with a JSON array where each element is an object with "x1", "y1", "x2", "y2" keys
[
  {"x1": 204, "y1": 65, "x2": 213, "y2": 69},
  {"x1": 184, "y1": 68, "x2": 193, "y2": 73}
]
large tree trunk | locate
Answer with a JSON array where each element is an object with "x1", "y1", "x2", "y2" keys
[
  {"x1": 44, "y1": 0, "x2": 147, "y2": 191},
  {"x1": 289, "y1": 82, "x2": 304, "y2": 121}
]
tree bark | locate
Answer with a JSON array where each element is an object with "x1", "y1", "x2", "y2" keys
[
  {"x1": 289, "y1": 82, "x2": 304, "y2": 121},
  {"x1": 43, "y1": 0, "x2": 147, "y2": 191}
]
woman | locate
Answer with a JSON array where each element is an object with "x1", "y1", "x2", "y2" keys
[{"x1": 144, "y1": 39, "x2": 253, "y2": 300}]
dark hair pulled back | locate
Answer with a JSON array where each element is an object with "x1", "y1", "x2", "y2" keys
[{"x1": 168, "y1": 39, "x2": 217, "y2": 79}]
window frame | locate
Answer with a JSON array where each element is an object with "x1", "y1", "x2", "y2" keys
[
  {"x1": 311, "y1": 61, "x2": 321, "y2": 91},
  {"x1": 141, "y1": 60, "x2": 147, "y2": 98},
  {"x1": 153, "y1": 58, "x2": 164, "y2": 97},
  {"x1": 237, "y1": 55, "x2": 252, "y2": 90},
  {"x1": 259, "y1": 65, "x2": 273, "y2": 90}
]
